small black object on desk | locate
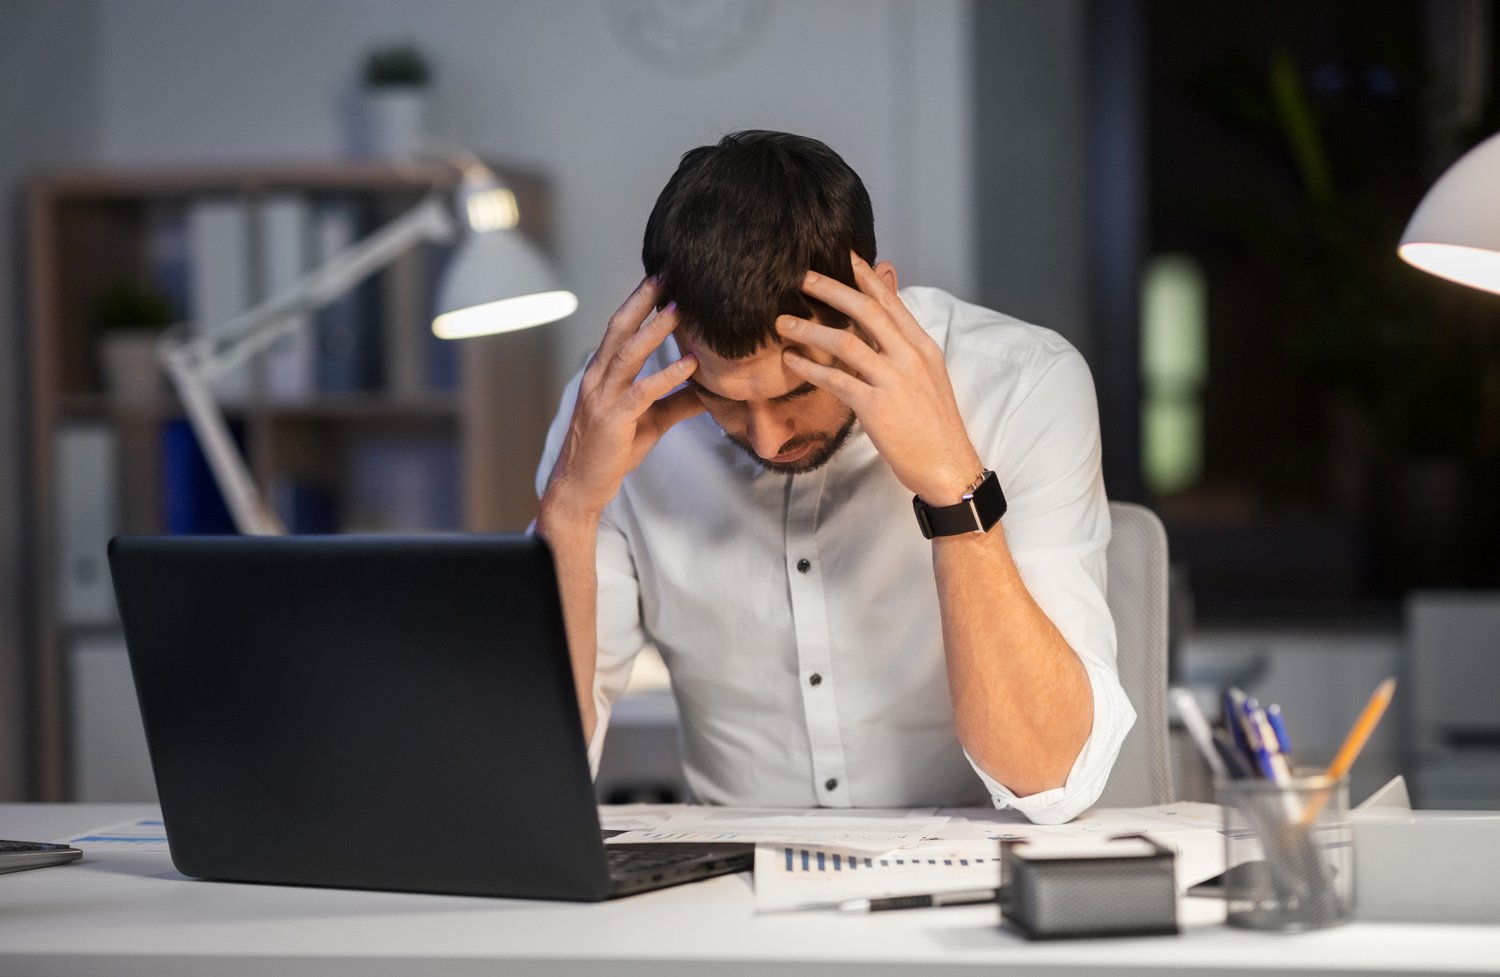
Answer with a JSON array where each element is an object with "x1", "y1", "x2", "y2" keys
[{"x1": 1000, "y1": 834, "x2": 1178, "y2": 940}]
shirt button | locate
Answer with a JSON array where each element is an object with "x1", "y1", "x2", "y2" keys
[
  {"x1": 809, "y1": 673, "x2": 822, "y2": 687},
  {"x1": 796, "y1": 558, "x2": 811, "y2": 574},
  {"x1": 824, "y1": 778, "x2": 839, "y2": 792}
]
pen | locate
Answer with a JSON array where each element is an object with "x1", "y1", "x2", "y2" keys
[
  {"x1": 1242, "y1": 698, "x2": 1292, "y2": 785},
  {"x1": 1265, "y1": 703, "x2": 1295, "y2": 764},
  {"x1": 1171, "y1": 687, "x2": 1229, "y2": 779},
  {"x1": 1223, "y1": 687, "x2": 1252, "y2": 759},
  {"x1": 1252, "y1": 708, "x2": 1294, "y2": 785},
  {"x1": 839, "y1": 887, "x2": 1004, "y2": 913},
  {"x1": 1238, "y1": 696, "x2": 1273, "y2": 779},
  {"x1": 1211, "y1": 728, "x2": 1254, "y2": 779}
]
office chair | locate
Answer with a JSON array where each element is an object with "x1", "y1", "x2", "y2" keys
[{"x1": 1092, "y1": 501, "x2": 1175, "y2": 807}]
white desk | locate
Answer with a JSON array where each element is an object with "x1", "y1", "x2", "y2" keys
[{"x1": 3, "y1": 804, "x2": 1499, "y2": 976}]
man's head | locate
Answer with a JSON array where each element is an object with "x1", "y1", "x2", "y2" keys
[
  {"x1": 643, "y1": 130, "x2": 877, "y2": 359},
  {"x1": 642, "y1": 130, "x2": 884, "y2": 473}
]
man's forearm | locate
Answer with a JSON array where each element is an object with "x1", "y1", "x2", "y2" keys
[
  {"x1": 933, "y1": 527, "x2": 1093, "y2": 796},
  {"x1": 535, "y1": 497, "x2": 601, "y2": 741}
]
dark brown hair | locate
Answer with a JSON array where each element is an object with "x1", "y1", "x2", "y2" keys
[{"x1": 642, "y1": 130, "x2": 877, "y2": 359}]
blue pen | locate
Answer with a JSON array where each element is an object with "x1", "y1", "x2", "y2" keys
[
  {"x1": 1248, "y1": 700, "x2": 1302, "y2": 820},
  {"x1": 1240, "y1": 697, "x2": 1275, "y2": 779},
  {"x1": 1265, "y1": 704, "x2": 1295, "y2": 764},
  {"x1": 1223, "y1": 688, "x2": 1251, "y2": 757}
]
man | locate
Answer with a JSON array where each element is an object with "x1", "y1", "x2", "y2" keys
[{"x1": 535, "y1": 130, "x2": 1133, "y2": 824}]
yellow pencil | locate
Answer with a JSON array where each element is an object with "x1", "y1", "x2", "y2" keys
[{"x1": 1303, "y1": 677, "x2": 1396, "y2": 824}]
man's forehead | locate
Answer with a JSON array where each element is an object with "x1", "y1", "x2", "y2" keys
[{"x1": 676, "y1": 333, "x2": 807, "y2": 401}]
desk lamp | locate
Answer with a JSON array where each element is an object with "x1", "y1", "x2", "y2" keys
[
  {"x1": 1398, "y1": 130, "x2": 1500, "y2": 295},
  {"x1": 159, "y1": 157, "x2": 577, "y2": 535}
]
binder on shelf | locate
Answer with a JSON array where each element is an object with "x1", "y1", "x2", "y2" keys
[
  {"x1": 54, "y1": 422, "x2": 119, "y2": 626},
  {"x1": 348, "y1": 433, "x2": 459, "y2": 532},
  {"x1": 260, "y1": 193, "x2": 316, "y2": 401},
  {"x1": 270, "y1": 478, "x2": 339, "y2": 535},
  {"x1": 160, "y1": 418, "x2": 239, "y2": 535},
  {"x1": 383, "y1": 227, "x2": 429, "y2": 398},
  {"x1": 187, "y1": 197, "x2": 254, "y2": 404},
  {"x1": 145, "y1": 202, "x2": 189, "y2": 322},
  {"x1": 424, "y1": 242, "x2": 457, "y2": 391},
  {"x1": 313, "y1": 198, "x2": 378, "y2": 393}
]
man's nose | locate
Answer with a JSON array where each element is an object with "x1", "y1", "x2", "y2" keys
[{"x1": 746, "y1": 405, "x2": 794, "y2": 459}]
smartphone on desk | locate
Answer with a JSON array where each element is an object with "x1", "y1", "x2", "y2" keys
[{"x1": 0, "y1": 840, "x2": 83, "y2": 874}]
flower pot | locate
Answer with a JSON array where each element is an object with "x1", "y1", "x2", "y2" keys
[
  {"x1": 358, "y1": 88, "x2": 428, "y2": 160},
  {"x1": 98, "y1": 331, "x2": 166, "y2": 404}
]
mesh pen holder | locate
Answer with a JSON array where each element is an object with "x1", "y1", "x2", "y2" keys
[{"x1": 1216, "y1": 773, "x2": 1353, "y2": 931}]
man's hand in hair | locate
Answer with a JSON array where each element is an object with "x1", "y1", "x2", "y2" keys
[
  {"x1": 775, "y1": 254, "x2": 984, "y2": 508},
  {"x1": 542, "y1": 276, "x2": 705, "y2": 522}
]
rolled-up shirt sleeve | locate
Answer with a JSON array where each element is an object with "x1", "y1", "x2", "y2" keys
[
  {"x1": 962, "y1": 345, "x2": 1136, "y2": 823},
  {"x1": 534, "y1": 367, "x2": 648, "y2": 777}
]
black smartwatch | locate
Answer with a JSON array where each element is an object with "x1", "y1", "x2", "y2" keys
[{"x1": 912, "y1": 469, "x2": 1007, "y2": 539}]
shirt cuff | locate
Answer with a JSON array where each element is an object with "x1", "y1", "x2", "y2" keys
[
  {"x1": 967, "y1": 657, "x2": 1136, "y2": 824},
  {"x1": 586, "y1": 696, "x2": 612, "y2": 780}
]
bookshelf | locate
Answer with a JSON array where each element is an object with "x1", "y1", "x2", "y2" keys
[{"x1": 25, "y1": 160, "x2": 561, "y2": 799}]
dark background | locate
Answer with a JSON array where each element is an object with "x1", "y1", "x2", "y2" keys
[{"x1": 1142, "y1": 0, "x2": 1500, "y2": 620}]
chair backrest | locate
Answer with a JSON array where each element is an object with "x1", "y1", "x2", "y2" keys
[{"x1": 1093, "y1": 501, "x2": 1174, "y2": 808}]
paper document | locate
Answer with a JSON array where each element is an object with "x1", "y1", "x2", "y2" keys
[
  {"x1": 753, "y1": 803, "x2": 1229, "y2": 910},
  {"x1": 598, "y1": 803, "x2": 681, "y2": 832},
  {"x1": 606, "y1": 808, "x2": 949, "y2": 850},
  {"x1": 58, "y1": 817, "x2": 171, "y2": 852},
  {"x1": 754, "y1": 840, "x2": 1002, "y2": 913}
]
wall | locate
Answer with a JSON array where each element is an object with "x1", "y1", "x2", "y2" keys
[
  {"x1": 972, "y1": 0, "x2": 1092, "y2": 357},
  {"x1": 93, "y1": 0, "x2": 977, "y2": 390},
  {"x1": 0, "y1": 0, "x2": 983, "y2": 799},
  {"x1": 0, "y1": 0, "x2": 101, "y2": 801}
]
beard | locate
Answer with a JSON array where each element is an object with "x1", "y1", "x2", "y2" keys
[{"x1": 725, "y1": 409, "x2": 858, "y2": 475}]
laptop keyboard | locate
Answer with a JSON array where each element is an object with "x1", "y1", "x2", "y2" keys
[{"x1": 605, "y1": 847, "x2": 709, "y2": 875}]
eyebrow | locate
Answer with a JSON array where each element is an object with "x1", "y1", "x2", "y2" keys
[{"x1": 685, "y1": 376, "x2": 817, "y2": 404}]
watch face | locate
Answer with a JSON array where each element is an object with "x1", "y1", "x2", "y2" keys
[{"x1": 608, "y1": 0, "x2": 774, "y2": 74}]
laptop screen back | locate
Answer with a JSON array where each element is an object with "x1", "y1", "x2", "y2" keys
[{"x1": 108, "y1": 534, "x2": 613, "y2": 901}]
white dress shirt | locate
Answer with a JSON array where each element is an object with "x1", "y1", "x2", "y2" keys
[{"x1": 536, "y1": 286, "x2": 1134, "y2": 824}]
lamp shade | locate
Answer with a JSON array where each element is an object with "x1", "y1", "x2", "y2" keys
[{"x1": 1398, "y1": 131, "x2": 1500, "y2": 296}]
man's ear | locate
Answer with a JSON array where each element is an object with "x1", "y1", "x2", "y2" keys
[{"x1": 873, "y1": 260, "x2": 899, "y2": 293}]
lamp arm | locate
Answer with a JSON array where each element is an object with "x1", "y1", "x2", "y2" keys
[
  {"x1": 158, "y1": 192, "x2": 459, "y2": 536},
  {"x1": 160, "y1": 344, "x2": 287, "y2": 535},
  {"x1": 172, "y1": 194, "x2": 457, "y2": 379}
]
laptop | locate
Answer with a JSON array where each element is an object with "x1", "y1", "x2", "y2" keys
[{"x1": 107, "y1": 534, "x2": 750, "y2": 901}]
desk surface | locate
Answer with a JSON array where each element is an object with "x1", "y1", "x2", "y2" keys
[{"x1": 2, "y1": 804, "x2": 1499, "y2": 977}]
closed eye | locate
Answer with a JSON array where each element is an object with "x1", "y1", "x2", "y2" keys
[
  {"x1": 772, "y1": 383, "x2": 818, "y2": 404},
  {"x1": 685, "y1": 377, "x2": 727, "y2": 402},
  {"x1": 685, "y1": 378, "x2": 817, "y2": 405}
]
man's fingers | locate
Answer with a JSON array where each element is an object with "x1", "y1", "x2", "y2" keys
[
  {"x1": 615, "y1": 302, "x2": 681, "y2": 374},
  {"x1": 800, "y1": 267, "x2": 883, "y2": 331},
  {"x1": 774, "y1": 316, "x2": 885, "y2": 380},
  {"x1": 642, "y1": 384, "x2": 708, "y2": 438},
  {"x1": 628, "y1": 351, "x2": 698, "y2": 411},
  {"x1": 847, "y1": 253, "x2": 929, "y2": 346},
  {"x1": 782, "y1": 348, "x2": 867, "y2": 407},
  {"x1": 592, "y1": 276, "x2": 666, "y2": 373},
  {"x1": 799, "y1": 265, "x2": 911, "y2": 355}
]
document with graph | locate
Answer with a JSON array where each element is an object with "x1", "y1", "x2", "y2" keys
[{"x1": 754, "y1": 840, "x2": 1002, "y2": 912}]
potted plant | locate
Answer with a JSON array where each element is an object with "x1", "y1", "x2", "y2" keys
[
  {"x1": 357, "y1": 42, "x2": 431, "y2": 160},
  {"x1": 95, "y1": 281, "x2": 174, "y2": 404}
]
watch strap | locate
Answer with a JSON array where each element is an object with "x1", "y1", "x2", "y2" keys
[{"x1": 912, "y1": 470, "x2": 1007, "y2": 539}]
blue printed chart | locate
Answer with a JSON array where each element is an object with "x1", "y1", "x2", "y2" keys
[
  {"x1": 754, "y1": 840, "x2": 1002, "y2": 913},
  {"x1": 60, "y1": 818, "x2": 171, "y2": 852}
]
